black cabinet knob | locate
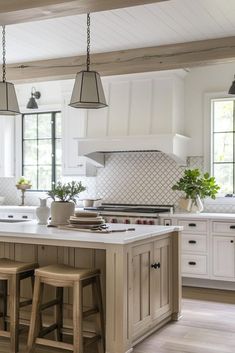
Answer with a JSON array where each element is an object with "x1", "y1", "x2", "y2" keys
[
  {"x1": 151, "y1": 262, "x2": 161, "y2": 269},
  {"x1": 231, "y1": 240, "x2": 234, "y2": 243}
]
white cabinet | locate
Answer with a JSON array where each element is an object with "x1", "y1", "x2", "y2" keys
[
  {"x1": 61, "y1": 95, "x2": 96, "y2": 176},
  {"x1": 0, "y1": 116, "x2": 15, "y2": 177},
  {"x1": 212, "y1": 236, "x2": 235, "y2": 280},
  {"x1": 161, "y1": 215, "x2": 235, "y2": 286}
]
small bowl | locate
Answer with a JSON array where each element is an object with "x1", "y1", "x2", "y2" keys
[{"x1": 82, "y1": 199, "x2": 101, "y2": 208}]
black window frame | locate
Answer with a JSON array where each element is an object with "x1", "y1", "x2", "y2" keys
[
  {"x1": 211, "y1": 98, "x2": 235, "y2": 194},
  {"x1": 22, "y1": 111, "x2": 61, "y2": 192}
]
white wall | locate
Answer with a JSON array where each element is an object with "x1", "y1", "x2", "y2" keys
[{"x1": 184, "y1": 62, "x2": 235, "y2": 156}]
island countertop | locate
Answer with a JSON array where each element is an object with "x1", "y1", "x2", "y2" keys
[{"x1": 0, "y1": 220, "x2": 182, "y2": 246}]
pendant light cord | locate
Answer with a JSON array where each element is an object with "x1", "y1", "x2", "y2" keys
[
  {"x1": 87, "y1": 13, "x2": 90, "y2": 71},
  {"x1": 2, "y1": 25, "x2": 6, "y2": 82}
]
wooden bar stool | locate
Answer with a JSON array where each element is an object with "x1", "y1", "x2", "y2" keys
[
  {"x1": 27, "y1": 264, "x2": 105, "y2": 353},
  {"x1": 0, "y1": 258, "x2": 38, "y2": 353}
]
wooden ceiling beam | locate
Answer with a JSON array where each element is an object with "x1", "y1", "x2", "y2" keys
[
  {"x1": 0, "y1": 0, "x2": 169, "y2": 25},
  {"x1": 6, "y1": 36, "x2": 235, "y2": 83}
]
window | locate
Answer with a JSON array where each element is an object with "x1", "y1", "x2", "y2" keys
[
  {"x1": 211, "y1": 98, "x2": 235, "y2": 194},
  {"x1": 22, "y1": 111, "x2": 62, "y2": 191}
]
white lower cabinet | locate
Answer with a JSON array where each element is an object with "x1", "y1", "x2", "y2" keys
[
  {"x1": 162, "y1": 216, "x2": 235, "y2": 285},
  {"x1": 212, "y1": 235, "x2": 235, "y2": 280}
]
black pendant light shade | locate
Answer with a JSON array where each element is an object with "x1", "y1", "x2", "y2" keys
[
  {"x1": 228, "y1": 75, "x2": 235, "y2": 94},
  {"x1": 0, "y1": 26, "x2": 20, "y2": 116},
  {"x1": 69, "y1": 13, "x2": 107, "y2": 109},
  {"x1": 69, "y1": 70, "x2": 107, "y2": 109},
  {"x1": 0, "y1": 81, "x2": 20, "y2": 115}
]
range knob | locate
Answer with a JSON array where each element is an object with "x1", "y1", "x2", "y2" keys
[
  {"x1": 149, "y1": 220, "x2": 155, "y2": 225},
  {"x1": 143, "y1": 220, "x2": 147, "y2": 225},
  {"x1": 136, "y1": 219, "x2": 142, "y2": 224},
  {"x1": 124, "y1": 219, "x2": 130, "y2": 224},
  {"x1": 111, "y1": 218, "x2": 118, "y2": 223}
]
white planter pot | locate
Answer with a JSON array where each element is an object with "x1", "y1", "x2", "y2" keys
[
  {"x1": 179, "y1": 196, "x2": 204, "y2": 213},
  {"x1": 50, "y1": 201, "x2": 75, "y2": 226}
]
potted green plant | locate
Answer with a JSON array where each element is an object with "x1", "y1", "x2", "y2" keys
[
  {"x1": 172, "y1": 169, "x2": 220, "y2": 212},
  {"x1": 47, "y1": 181, "x2": 86, "y2": 225}
]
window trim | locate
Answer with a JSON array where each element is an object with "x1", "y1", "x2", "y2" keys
[
  {"x1": 15, "y1": 104, "x2": 61, "y2": 192},
  {"x1": 204, "y1": 92, "x2": 235, "y2": 196},
  {"x1": 22, "y1": 111, "x2": 61, "y2": 192}
]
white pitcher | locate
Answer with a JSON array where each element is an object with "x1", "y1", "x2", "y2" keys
[{"x1": 36, "y1": 198, "x2": 50, "y2": 225}]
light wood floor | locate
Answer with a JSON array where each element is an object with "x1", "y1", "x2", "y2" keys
[
  {"x1": 133, "y1": 297, "x2": 235, "y2": 353},
  {"x1": 1, "y1": 287, "x2": 235, "y2": 353}
]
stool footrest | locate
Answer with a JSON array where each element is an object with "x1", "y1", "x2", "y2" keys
[
  {"x1": 39, "y1": 323, "x2": 58, "y2": 338},
  {"x1": 36, "y1": 338, "x2": 74, "y2": 351},
  {"x1": 0, "y1": 329, "x2": 10, "y2": 338},
  {"x1": 19, "y1": 299, "x2": 32, "y2": 308},
  {"x1": 83, "y1": 307, "x2": 99, "y2": 318},
  {"x1": 40, "y1": 298, "x2": 60, "y2": 311}
]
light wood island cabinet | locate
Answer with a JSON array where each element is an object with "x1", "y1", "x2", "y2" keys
[{"x1": 0, "y1": 222, "x2": 182, "y2": 353}]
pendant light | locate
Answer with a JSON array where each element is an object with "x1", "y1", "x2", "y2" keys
[
  {"x1": 26, "y1": 87, "x2": 41, "y2": 109},
  {"x1": 0, "y1": 26, "x2": 20, "y2": 115},
  {"x1": 228, "y1": 75, "x2": 235, "y2": 95},
  {"x1": 69, "y1": 13, "x2": 107, "y2": 109}
]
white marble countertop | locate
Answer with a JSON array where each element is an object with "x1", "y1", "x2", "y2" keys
[
  {"x1": 160, "y1": 212, "x2": 235, "y2": 220},
  {"x1": 0, "y1": 220, "x2": 182, "y2": 246},
  {"x1": 0, "y1": 206, "x2": 37, "y2": 211}
]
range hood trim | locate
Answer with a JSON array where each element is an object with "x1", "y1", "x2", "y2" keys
[{"x1": 76, "y1": 134, "x2": 190, "y2": 167}]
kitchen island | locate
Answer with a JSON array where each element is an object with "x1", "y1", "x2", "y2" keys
[{"x1": 0, "y1": 221, "x2": 182, "y2": 353}]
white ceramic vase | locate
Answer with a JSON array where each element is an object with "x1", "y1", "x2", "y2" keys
[
  {"x1": 36, "y1": 198, "x2": 50, "y2": 225},
  {"x1": 50, "y1": 201, "x2": 75, "y2": 226},
  {"x1": 179, "y1": 196, "x2": 204, "y2": 213}
]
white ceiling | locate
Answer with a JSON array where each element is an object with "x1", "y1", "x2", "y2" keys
[{"x1": 3, "y1": 0, "x2": 235, "y2": 64}]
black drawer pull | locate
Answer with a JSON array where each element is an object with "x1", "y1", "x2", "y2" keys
[
  {"x1": 7, "y1": 215, "x2": 13, "y2": 218},
  {"x1": 188, "y1": 240, "x2": 197, "y2": 244},
  {"x1": 188, "y1": 261, "x2": 196, "y2": 266},
  {"x1": 188, "y1": 223, "x2": 196, "y2": 227},
  {"x1": 230, "y1": 225, "x2": 235, "y2": 229},
  {"x1": 151, "y1": 262, "x2": 161, "y2": 269},
  {"x1": 22, "y1": 215, "x2": 28, "y2": 219}
]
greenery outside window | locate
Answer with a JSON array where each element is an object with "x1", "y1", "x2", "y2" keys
[
  {"x1": 22, "y1": 111, "x2": 62, "y2": 191},
  {"x1": 211, "y1": 98, "x2": 235, "y2": 194}
]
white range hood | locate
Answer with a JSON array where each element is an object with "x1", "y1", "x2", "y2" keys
[{"x1": 76, "y1": 134, "x2": 190, "y2": 167}]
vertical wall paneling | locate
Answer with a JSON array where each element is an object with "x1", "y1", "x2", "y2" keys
[
  {"x1": 86, "y1": 81, "x2": 109, "y2": 138},
  {"x1": 129, "y1": 79, "x2": 152, "y2": 135},
  {"x1": 151, "y1": 78, "x2": 173, "y2": 134},
  {"x1": 108, "y1": 81, "x2": 130, "y2": 136}
]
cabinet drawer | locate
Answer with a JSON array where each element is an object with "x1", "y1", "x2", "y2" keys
[
  {"x1": 212, "y1": 221, "x2": 235, "y2": 234},
  {"x1": 178, "y1": 220, "x2": 207, "y2": 233},
  {"x1": 182, "y1": 255, "x2": 207, "y2": 275},
  {"x1": 182, "y1": 234, "x2": 207, "y2": 253}
]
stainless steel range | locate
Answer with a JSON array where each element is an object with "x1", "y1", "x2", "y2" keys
[{"x1": 84, "y1": 203, "x2": 174, "y2": 225}]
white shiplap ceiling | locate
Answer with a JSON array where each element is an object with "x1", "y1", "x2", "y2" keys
[{"x1": 4, "y1": 0, "x2": 235, "y2": 64}]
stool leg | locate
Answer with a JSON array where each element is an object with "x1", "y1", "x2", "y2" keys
[
  {"x1": 92, "y1": 275, "x2": 105, "y2": 353},
  {"x1": 27, "y1": 276, "x2": 43, "y2": 353},
  {"x1": 55, "y1": 287, "x2": 63, "y2": 341},
  {"x1": 9, "y1": 274, "x2": 20, "y2": 353},
  {"x1": 73, "y1": 281, "x2": 83, "y2": 353}
]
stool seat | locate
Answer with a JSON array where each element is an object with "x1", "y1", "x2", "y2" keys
[
  {"x1": 36, "y1": 264, "x2": 100, "y2": 281},
  {"x1": 0, "y1": 258, "x2": 38, "y2": 274}
]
